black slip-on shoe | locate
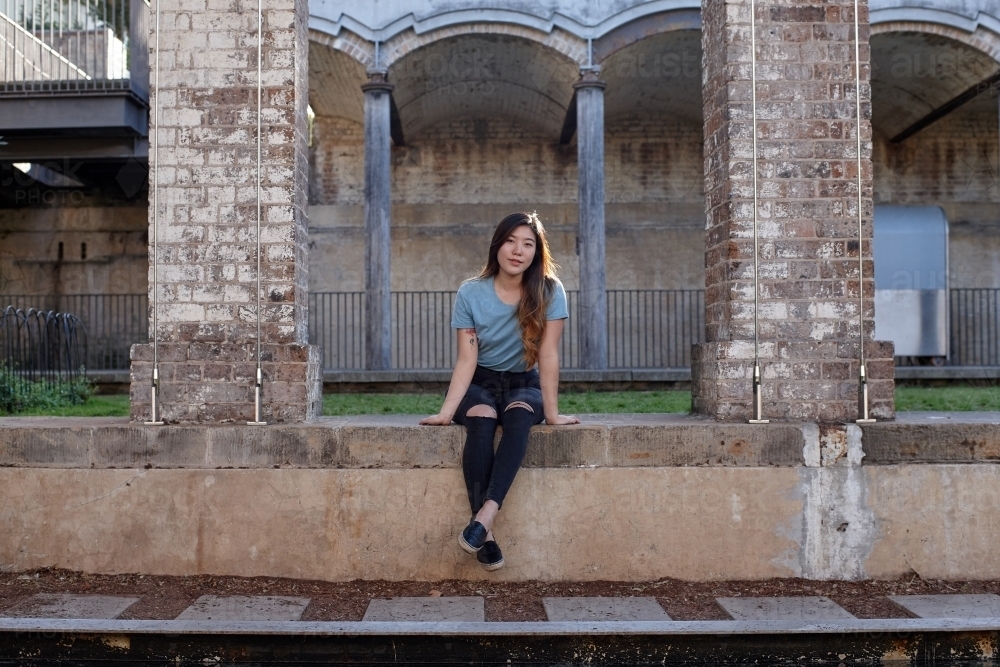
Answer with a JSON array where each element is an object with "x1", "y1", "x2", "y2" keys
[
  {"x1": 459, "y1": 519, "x2": 488, "y2": 553},
  {"x1": 476, "y1": 539, "x2": 504, "y2": 571}
]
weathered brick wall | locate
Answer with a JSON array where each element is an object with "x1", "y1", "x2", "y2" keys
[
  {"x1": 307, "y1": 113, "x2": 706, "y2": 291},
  {"x1": 874, "y1": 103, "x2": 1000, "y2": 288},
  {"x1": 694, "y1": 0, "x2": 894, "y2": 421},
  {"x1": 130, "y1": 0, "x2": 320, "y2": 422}
]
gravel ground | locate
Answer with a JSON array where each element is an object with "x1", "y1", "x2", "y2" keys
[{"x1": 1, "y1": 569, "x2": 998, "y2": 621}]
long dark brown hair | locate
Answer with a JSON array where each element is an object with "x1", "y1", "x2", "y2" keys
[{"x1": 477, "y1": 212, "x2": 559, "y2": 369}]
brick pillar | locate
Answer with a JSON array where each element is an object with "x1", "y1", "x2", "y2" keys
[
  {"x1": 575, "y1": 69, "x2": 608, "y2": 369},
  {"x1": 130, "y1": 0, "x2": 321, "y2": 423},
  {"x1": 362, "y1": 70, "x2": 393, "y2": 371},
  {"x1": 693, "y1": 0, "x2": 895, "y2": 422}
]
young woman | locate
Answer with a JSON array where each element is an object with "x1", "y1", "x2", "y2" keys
[{"x1": 419, "y1": 212, "x2": 579, "y2": 571}]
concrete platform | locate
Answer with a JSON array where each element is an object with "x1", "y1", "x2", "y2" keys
[
  {"x1": 716, "y1": 596, "x2": 855, "y2": 620},
  {"x1": 890, "y1": 594, "x2": 1000, "y2": 619},
  {"x1": 543, "y1": 596, "x2": 671, "y2": 621},
  {"x1": 5, "y1": 594, "x2": 138, "y2": 619},
  {"x1": 1, "y1": 414, "x2": 999, "y2": 582},
  {"x1": 363, "y1": 597, "x2": 485, "y2": 622},
  {"x1": 174, "y1": 595, "x2": 310, "y2": 621}
]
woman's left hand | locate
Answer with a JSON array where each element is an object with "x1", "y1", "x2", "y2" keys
[
  {"x1": 419, "y1": 413, "x2": 453, "y2": 426},
  {"x1": 546, "y1": 414, "x2": 580, "y2": 425}
]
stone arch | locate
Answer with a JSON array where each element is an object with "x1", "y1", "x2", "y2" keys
[
  {"x1": 385, "y1": 29, "x2": 582, "y2": 139},
  {"x1": 869, "y1": 23, "x2": 1000, "y2": 141},
  {"x1": 592, "y1": 8, "x2": 701, "y2": 65},
  {"x1": 871, "y1": 20, "x2": 1000, "y2": 65},
  {"x1": 308, "y1": 34, "x2": 368, "y2": 123},
  {"x1": 309, "y1": 28, "x2": 374, "y2": 69},
  {"x1": 381, "y1": 22, "x2": 587, "y2": 70}
]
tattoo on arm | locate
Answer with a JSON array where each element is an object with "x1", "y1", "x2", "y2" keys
[{"x1": 464, "y1": 328, "x2": 477, "y2": 346}]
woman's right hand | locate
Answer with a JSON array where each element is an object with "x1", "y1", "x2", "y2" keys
[{"x1": 419, "y1": 413, "x2": 452, "y2": 426}]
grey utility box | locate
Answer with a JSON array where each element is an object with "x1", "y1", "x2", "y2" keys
[{"x1": 873, "y1": 205, "x2": 949, "y2": 360}]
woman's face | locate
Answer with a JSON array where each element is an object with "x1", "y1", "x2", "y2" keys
[{"x1": 496, "y1": 224, "x2": 537, "y2": 279}]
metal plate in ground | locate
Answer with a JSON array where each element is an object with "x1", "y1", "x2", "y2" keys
[
  {"x1": 890, "y1": 594, "x2": 1000, "y2": 619},
  {"x1": 174, "y1": 596, "x2": 310, "y2": 621},
  {"x1": 363, "y1": 597, "x2": 484, "y2": 622},
  {"x1": 542, "y1": 597, "x2": 672, "y2": 621},
  {"x1": 716, "y1": 596, "x2": 855, "y2": 620},
  {"x1": 6, "y1": 594, "x2": 139, "y2": 619}
]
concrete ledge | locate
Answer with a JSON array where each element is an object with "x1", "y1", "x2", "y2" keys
[
  {"x1": 0, "y1": 415, "x2": 808, "y2": 469},
  {"x1": 860, "y1": 412, "x2": 1000, "y2": 463},
  {"x1": 3, "y1": 412, "x2": 999, "y2": 469},
  {"x1": 3, "y1": 414, "x2": 1000, "y2": 581}
]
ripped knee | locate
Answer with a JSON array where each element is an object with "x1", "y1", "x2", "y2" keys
[
  {"x1": 466, "y1": 404, "x2": 497, "y2": 418},
  {"x1": 505, "y1": 400, "x2": 534, "y2": 414}
]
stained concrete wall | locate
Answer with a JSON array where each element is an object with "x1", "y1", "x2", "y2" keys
[
  {"x1": 1, "y1": 415, "x2": 998, "y2": 581},
  {"x1": 2, "y1": 463, "x2": 999, "y2": 581},
  {"x1": 0, "y1": 203, "x2": 148, "y2": 298}
]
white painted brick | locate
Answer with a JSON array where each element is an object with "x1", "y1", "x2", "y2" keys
[
  {"x1": 205, "y1": 304, "x2": 235, "y2": 321},
  {"x1": 266, "y1": 245, "x2": 295, "y2": 262},
  {"x1": 808, "y1": 301, "x2": 858, "y2": 319},
  {"x1": 192, "y1": 285, "x2": 224, "y2": 302},
  {"x1": 224, "y1": 285, "x2": 253, "y2": 302},
  {"x1": 260, "y1": 225, "x2": 293, "y2": 243},
  {"x1": 160, "y1": 225, "x2": 206, "y2": 243},
  {"x1": 266, "y1": 9, "x2": 296, "y2": 28},
  {"x1": 160, "y1": 303, "x2": 207, "y2": 322},
  {"x1": 160, "y1": 265, "x2": 204, "y2": 282}
]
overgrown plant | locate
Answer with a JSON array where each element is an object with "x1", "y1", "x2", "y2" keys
[{"x1": 0, "y1": 362, "x2": 93, "y2": 414}]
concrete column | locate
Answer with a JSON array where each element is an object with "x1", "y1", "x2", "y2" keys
[
  {"x1": 693, "y1": 0, "x2": 895, "y2": 421},
  {"x1": 130, "y1": 0, "x2": 321, "y2": 422},
  {"x1": 575, "y1": 69, "x2": 608, "y2": 370},
  {"x1": 362, "y1": 71, "x2": 393, "y2": 371}
]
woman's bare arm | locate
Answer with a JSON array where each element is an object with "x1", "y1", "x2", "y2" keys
[
  {"x1": 419, "y1": 328, "x2": 479, "y2": 425},
  {"x1": 537, "y1": 318, "x2": 579, "y2": 425}
]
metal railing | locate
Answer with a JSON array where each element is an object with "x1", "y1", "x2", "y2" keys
[
  {"x1": 0, "y1": 0, "x2": 148, "y2": 96},
  {"x1": 3, "y1": 289, "x2": 998, "y2": 372},
  {"x1": 1, "y1": 306, "x2": 86, "y2": 378},
  {"x1": 308, "y1": 290, "x2": 706, "y2": 371},
  {"x1": 2, "y1": 293, "x2": 146, "y2": 370},
  {"x1": 951, "y1": 288, "x2": 1000, "y2": 367}
]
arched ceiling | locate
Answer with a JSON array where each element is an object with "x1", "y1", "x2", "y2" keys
[
  {"x1": 871, "y1": 31, "x2": 1000, "y2": 140},
  {"x1": 309, "y1": 41, "x2": 367, "y2": 122},
  {"x1": 387, "y1": 33, "x2": 579, "y2": 139},
  {"x1": 600, "y1": 29, "x2": 703, "y2": 125}
]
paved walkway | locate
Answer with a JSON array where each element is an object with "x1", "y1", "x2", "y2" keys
[{"x1": 5, "y1": 592, "x2": 1000, "y2": 623}]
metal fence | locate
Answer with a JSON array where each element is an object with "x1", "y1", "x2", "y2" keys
[
  {"x1": 3, "y1": 289, "x2": 998, "y2": 372},
  {"x1": 951, "y1": 288, "x2": 1000, "y2": 367},
  {"x1": 0, "y1": 0, "x2": 148, "y2": 96},
  {"x1": 0, "y1": 306, "x2": 87, "y2": 412},
  {"x1": 308, "y1": 290, "x2": 706, "y2": 371},
  {"x1": 1, "y1": 293, "x2": 146, "y2": 370}
]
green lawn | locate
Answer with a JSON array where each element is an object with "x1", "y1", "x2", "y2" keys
[
  {"x1": 3, "y1": 387, "x2": 998, "y2": 417},
  {"x1": 322, "y1": 390, "x2": 693, "y2": 415},
  {"x1": 0, "y1": 394, "x2": 131, "y2": 417},
  {"x1": 895, "y1": 386, "x2": 1000, "y2": 412}
]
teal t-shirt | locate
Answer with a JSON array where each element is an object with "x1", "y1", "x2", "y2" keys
[{"x1": 451, "y1": 276, "x2": 569, "y2": 372}]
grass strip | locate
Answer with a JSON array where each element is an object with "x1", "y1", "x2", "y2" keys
[
  {"x1": 3, "y1": 387, "x2": 998, "y2": 417},
  {"x1": 895, "y1": 386, "x2": 1000, "y2": 412}
]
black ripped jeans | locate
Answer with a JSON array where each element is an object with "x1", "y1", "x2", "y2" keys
[{"x1": 452, "y1": 365, "x2": 545, "y2": 514}]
